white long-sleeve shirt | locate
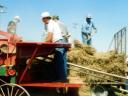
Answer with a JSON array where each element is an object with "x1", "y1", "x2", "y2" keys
[{"x1": 47, "y1": 20, "x2": 63, "y2": 42}]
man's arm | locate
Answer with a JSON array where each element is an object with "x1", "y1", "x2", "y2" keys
[
  {"x1": 92, "y1": 22, "x2": 97, "y2": 32},
  {"x1": 44, "y1": 32, "x2": 53, "y2": 42}
]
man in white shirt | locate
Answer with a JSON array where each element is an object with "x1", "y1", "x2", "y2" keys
[
  {"x1": 52, "y1": 15, "x2": 70, "y2": 43},
  {"x1": 41, "y1": 12, "x2": 67, "y2": 82}
]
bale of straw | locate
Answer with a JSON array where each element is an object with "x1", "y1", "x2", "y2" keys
[{"x1": 68, "y1": 40, "x2": 125, "y2": 82}]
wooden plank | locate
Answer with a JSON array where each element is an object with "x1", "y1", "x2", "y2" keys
[{"x1": 68, "y1": 62, "x2": 128, "y2": 80}]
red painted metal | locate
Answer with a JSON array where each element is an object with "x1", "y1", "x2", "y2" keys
[
  {"x1": 0, "y1": 30, "x2": 22, "y2": 44},
  {"x1": 0, "y1": 31, "x2": 22, "y2": 66},
  {"x1": 7, "y1": 69, "x2": 16, "y2": 76},
  {"x1": 0, "y1": 30, "x2": 22, "y2": 77},
  {"x1": 16, "y1": 42, "x2": 70, "y2": 59},
  {"x1": 17, "y1": 42, "x2": 71, "y2": 83},
  {"x1": 16, "y1": 42, "x2": 62, "y2": 58},
  {"x1": 0, "y1": 31, "x2": 82, "y2": 88},
  {"x1": 19, "y1": 83, "x2": 82, "y2": 88},
  {"x1": 16, "y1": 42, "x2": 71, "y2": 47},
  {"x1": 19, "y1": 46, "x2": 39, "y2": 83},
  {"x1": 0, "y1": 55, "x2": 16, "y2": 65}
]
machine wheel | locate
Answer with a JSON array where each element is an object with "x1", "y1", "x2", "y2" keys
[
  {"x1": 0, "y1": 83, "x2": 30, "y2": 96},
  {"x1": 91, "y1": 85, "x2": 108, "y2": 96}
]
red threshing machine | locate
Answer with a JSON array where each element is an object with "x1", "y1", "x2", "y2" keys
[{"x1": 0, "y1": 30, "x2": 81, "y2": 96}]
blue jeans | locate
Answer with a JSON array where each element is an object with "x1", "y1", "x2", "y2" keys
[
  {"x1": 54, "y1": 39, "x2": 67, "y2": 81},
  {"x1": 82, "y1": 32, "x2": 92, "y2": 45}
]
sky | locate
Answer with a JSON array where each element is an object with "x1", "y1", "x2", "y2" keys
[{"x1": 0, "y1": 0, "x2": 128, "y2": 52}]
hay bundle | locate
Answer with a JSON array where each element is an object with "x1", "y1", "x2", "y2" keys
[{"x1": 68, "y1": 40, "x2": 125, "y2": 82}]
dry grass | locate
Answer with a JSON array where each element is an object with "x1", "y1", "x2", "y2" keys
[
  {"x1": 68, "y1": 40, "x2": 125, "y2": 82},
  {"x1": 67, "y1": 40, "x2": 128, "y2": 96}
]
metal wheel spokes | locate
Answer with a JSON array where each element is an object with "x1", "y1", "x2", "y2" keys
[{"x1": 0, "y1": 83, "x2": 30, "y2": 96}]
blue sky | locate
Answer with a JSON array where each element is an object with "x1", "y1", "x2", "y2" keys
[{"x1": 0, "y1": 0, "x2": 128, "y2": 52}]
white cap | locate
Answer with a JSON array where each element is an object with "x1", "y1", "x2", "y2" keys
[
  {"x1": 86, "y1": 14, "x2": 92, "y2": 19},
  {"x1": 41, "y1": 12, "x2": 51, "y2": 18},
  {"x1": 14, "y1": 16, "x2": 20, "y2": 20}
]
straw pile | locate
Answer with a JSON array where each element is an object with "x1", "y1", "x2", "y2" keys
[{"x1": 68, "y1": 40, "x2": 125, "y2": 82}]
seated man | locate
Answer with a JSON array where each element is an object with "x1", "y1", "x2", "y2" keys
[{"x1": 41, "y1": 12, "x2": 67, "y2": 82}]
